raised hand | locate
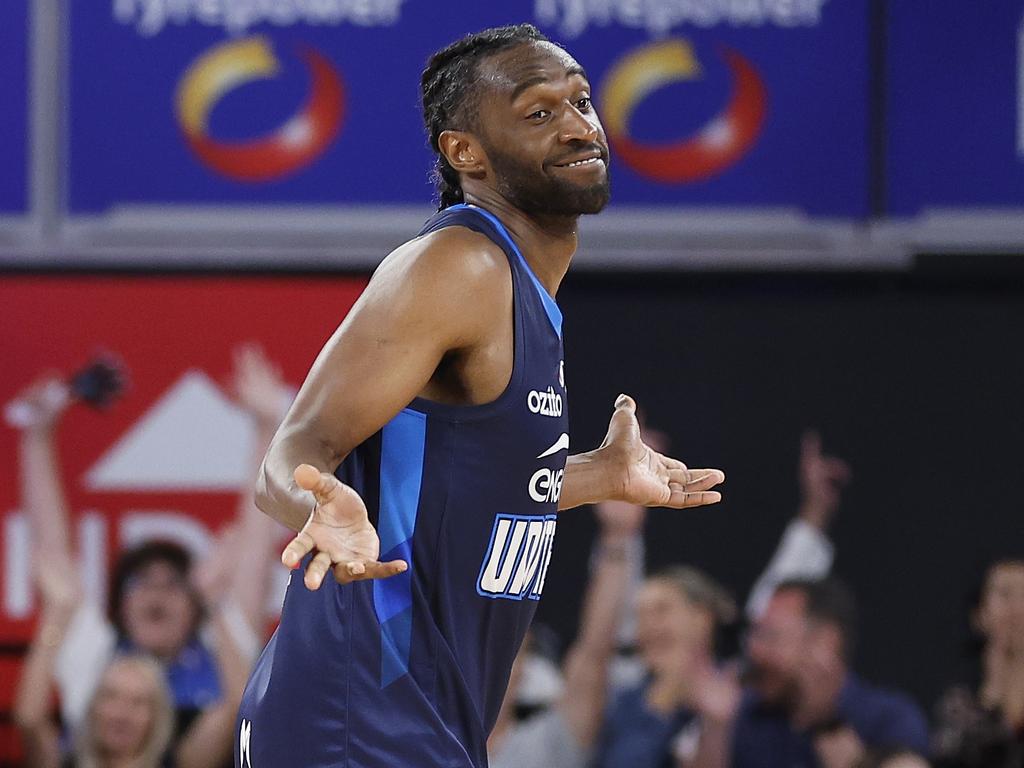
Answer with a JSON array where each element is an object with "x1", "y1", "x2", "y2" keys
[
  {"x1": 231, "y1": 343, "x2": 290, "y2": 426},
  {"x1": 692, "y1": 661, "x2": 742, "y2": 724},
  {"x1": 281, "y1": 464, "x2": 407, "y2": 589},
  {"x1": 600, "y1": 395, "x2": 724, "y2": 509},
  {"x1": 798, "y1": 430, "x2": 851, "y2": 529},
  {"x1": 5, "y1": 376, "x2": 71, "y2": 434}
]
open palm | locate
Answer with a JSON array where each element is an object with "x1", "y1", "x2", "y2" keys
[
  {"x1": 281, "y1": 464, "x2": 407, "y2": 589},
  {"x1": 603, "y1": 395, "x2": 724, "y2": 508}
]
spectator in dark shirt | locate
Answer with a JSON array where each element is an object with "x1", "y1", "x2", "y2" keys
[
  {"x1": 687, "y1": 577, "x2": 929, "y2": 768},
  {"x1": 595, "y1": 565, "x2": 738, "y2": 768}
]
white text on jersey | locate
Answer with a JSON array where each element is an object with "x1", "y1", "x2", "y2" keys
[
  {"x1": 477, "y1": 514, "x2": 557, "y2": 600},
  {"x1": 527, "y1": 387, "x2": 563, "y2": 417}
]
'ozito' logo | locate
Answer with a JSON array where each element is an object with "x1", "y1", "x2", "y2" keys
[
  {"x1": 477, "y1": 514, "x2": 557, "y2": 600},
  {"x1": 528, "y1": 386, "x2": 563, "y2": 417},
  {"x1": 175, "y1": 36, "x2": 345, "y2": 182},
  {"x1": 600, "y1": 39, "x2": 766, "y2": 183}
]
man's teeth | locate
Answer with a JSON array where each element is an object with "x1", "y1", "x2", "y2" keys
[{"x1": 565, "y1": 157, "x2": 600, "y2": 167}]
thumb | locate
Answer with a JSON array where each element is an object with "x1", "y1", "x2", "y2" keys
[
  {"x1": 293, "y1": 464, "x2": 341, "y2": 504},
  {"x1": 603, "y1": 394, "x2": 639, "y2": 447}
]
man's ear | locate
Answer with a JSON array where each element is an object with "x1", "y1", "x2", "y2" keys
[{"x1": 438, "y1": 129, "x2": 487, "y2": 175}]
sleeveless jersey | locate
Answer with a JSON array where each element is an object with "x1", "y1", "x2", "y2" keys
[{"x1": 236, "y1": 203, "x2": 569, "y2": 768}]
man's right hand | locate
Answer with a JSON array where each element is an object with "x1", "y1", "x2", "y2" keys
[{"x1": 281, "y1": 464, "x2": 408, "y2": 589}]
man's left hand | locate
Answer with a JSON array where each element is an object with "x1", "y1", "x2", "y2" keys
[{"x1": 600, "y1": 394, "x2": 724, "y2": 508}]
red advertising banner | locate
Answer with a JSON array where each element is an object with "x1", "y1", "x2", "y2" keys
[{"x1": 0, "y1": 273, "x2": 368, "y2": 651}]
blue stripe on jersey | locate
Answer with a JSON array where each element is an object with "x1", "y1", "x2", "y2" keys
[
  {"x1": 373, "y1": 408, "x2": 427, "y2": 687},
  {"x1": 449, "y1": 203, "x2": 563, "y2": 339}
]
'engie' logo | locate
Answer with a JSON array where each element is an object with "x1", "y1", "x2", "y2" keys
[{"x1": 477, "y1": 514, "x2": 557, "y2": 601}]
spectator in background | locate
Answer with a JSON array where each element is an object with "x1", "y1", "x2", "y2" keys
[
  {"x1": 11, "y1": 344, "x2": 289, "y2": 768},
  {"x1": 488, "y1": 496, "x2": 646, "y2": 768},
  {"x1": 933, "y1": 556, "x2": 1024, "y2": 768},
  {"x1": 671, "y1": 429, "x2": 850, "y2": 768},
  {"x1": 746, "y1": 431, "x2": 850, "y2": 620},
  {"x1": 687, "y1": 577, "x2": 929, "y2": 768},
  {"x1": 597, "y1": 564, "x2": 737, "y2": 768},
  {"x1": 15, "y1": 563, "x2": 182, "y2": 767},
  {"x1": 596, "y1": 429, "x2": 852, "y2": 768}
]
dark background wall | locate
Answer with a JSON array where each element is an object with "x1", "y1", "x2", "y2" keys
[{"x1": 535, "y1": 270, "x2": 1024, "y2": 714}]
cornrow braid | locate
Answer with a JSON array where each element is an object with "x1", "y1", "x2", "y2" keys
[{"x1": 420, "y1": 24, "x2": 549, "y2": 210}]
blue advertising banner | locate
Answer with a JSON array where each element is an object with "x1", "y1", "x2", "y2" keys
[
  {"x1": 68, "y1": 0, "x2": 869, "y2": 217},
  {"x1": 0, "y1": 0, "x2": 29, "y2": 214},
  {"x1": 887, "y1": 1, "x2": 1024, "y2": 216}
]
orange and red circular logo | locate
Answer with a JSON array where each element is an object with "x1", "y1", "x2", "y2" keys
[
  {"x1": 600, "y1": 40, "x2": 767, "y2": 184},
  {"x1": 175, "y1": 36, "x2": 344, "y2": 183}
]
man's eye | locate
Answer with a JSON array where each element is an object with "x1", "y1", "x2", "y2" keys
[
  {"x1": 528, "y1": 110, "x2": 550, "y2": 120},
  {"x1": 577, "y1": 97, "x2": 592, "y2": 111}
]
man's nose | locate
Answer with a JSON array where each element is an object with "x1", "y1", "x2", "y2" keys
[{"x1": 559, "y1": 105, "x2": 599, "y2": 144}]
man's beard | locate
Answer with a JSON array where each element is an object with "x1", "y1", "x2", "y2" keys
[
  {"x1": 485, "y1": 142, "x2": 611, "y2": 217},
  {"x1": 749, "y1": 666, "x2": 802, "y2": 712}
]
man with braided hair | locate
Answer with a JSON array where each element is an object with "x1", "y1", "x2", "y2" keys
[{"x1": 236, "y1": 24, "x2": 724, "y2": 768}]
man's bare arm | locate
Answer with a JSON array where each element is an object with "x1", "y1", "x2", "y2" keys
[{"x1": 256, "y1": 228, "x2": 511, "y2": 531}]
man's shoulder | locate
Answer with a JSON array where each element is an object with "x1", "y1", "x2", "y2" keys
[
  {"x1": 395, "y1": 224, "x2": 509, "y2": 281},
  {"x1": 367, "y1": 224, "x2": 512, "y2": 327},
  {"x1": 844, "y1": 674, "x2": 924, "y2": 720},
  {"x1": 841, "y1": 675, "x2": 929, "y2": 751}
]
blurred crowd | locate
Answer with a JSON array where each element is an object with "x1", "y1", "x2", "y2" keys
[{"x1": 6, "y1": 350, "x2": 1023, "y2": 768}]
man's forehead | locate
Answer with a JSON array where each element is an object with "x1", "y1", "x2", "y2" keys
[{"x1": 477, "y1": 41, "x2": 586, "y2": 96}]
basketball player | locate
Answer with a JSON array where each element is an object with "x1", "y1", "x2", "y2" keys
[{"x1": 236, "y1": 24, "x2": 725, "y2": 768}]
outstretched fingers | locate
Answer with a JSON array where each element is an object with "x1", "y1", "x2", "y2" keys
[
  {"x1": 666, "y1": 487, "x2": 723, "y2": 509},
  {"x1": 304, "y1": 551, "x2": 334, "y2": 590},
  {"x1": 664, "y1": 464, "x2": 725, "y2": 508},
  {"x1": 665, "y1": 464, "x2": 725, "y2": 489},
  {"x1": 681, "y1": 468, "x2": 726, "y2": 490},
  {"x1": 333, "y1": 559, "x2": 408, "y2": 585},
  {"x1": 281, "y1": 528, "x2": 316, "y2": 569}
]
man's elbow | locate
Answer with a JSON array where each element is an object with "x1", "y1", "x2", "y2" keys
[{"x1": 253, "y1": 457, "x2": 277, "y2": 517}]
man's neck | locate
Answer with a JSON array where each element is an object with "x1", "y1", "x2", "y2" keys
[{"x1": 461, "y1": 188, "x2": 577, "y2": 298}]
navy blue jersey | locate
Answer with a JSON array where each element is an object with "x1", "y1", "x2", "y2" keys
[{"x1": 237, "y1": 203, "x2": 569, "y2": 768}]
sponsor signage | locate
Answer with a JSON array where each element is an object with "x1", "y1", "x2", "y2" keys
[
  {"x1": 68, "y1": 0, "x2": 869, "y2": 216},
  {"x1": 887, "y1": 1, "x2": 1024, "y2": 215},
  {"x1": 0, "y1": 275, "x2": 367, "y2": 643},
  {"x1": 0, "y1": 0, "x2": 29, "y2": 214}
]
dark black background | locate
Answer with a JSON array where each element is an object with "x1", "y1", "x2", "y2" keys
[{"x1": 534, "y1": 269, "x2": 1024, "y2": 714}]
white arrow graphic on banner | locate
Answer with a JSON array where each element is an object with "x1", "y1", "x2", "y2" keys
[{"x1": 86, "y1": 370, "x2": 255, "y2": 491}]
